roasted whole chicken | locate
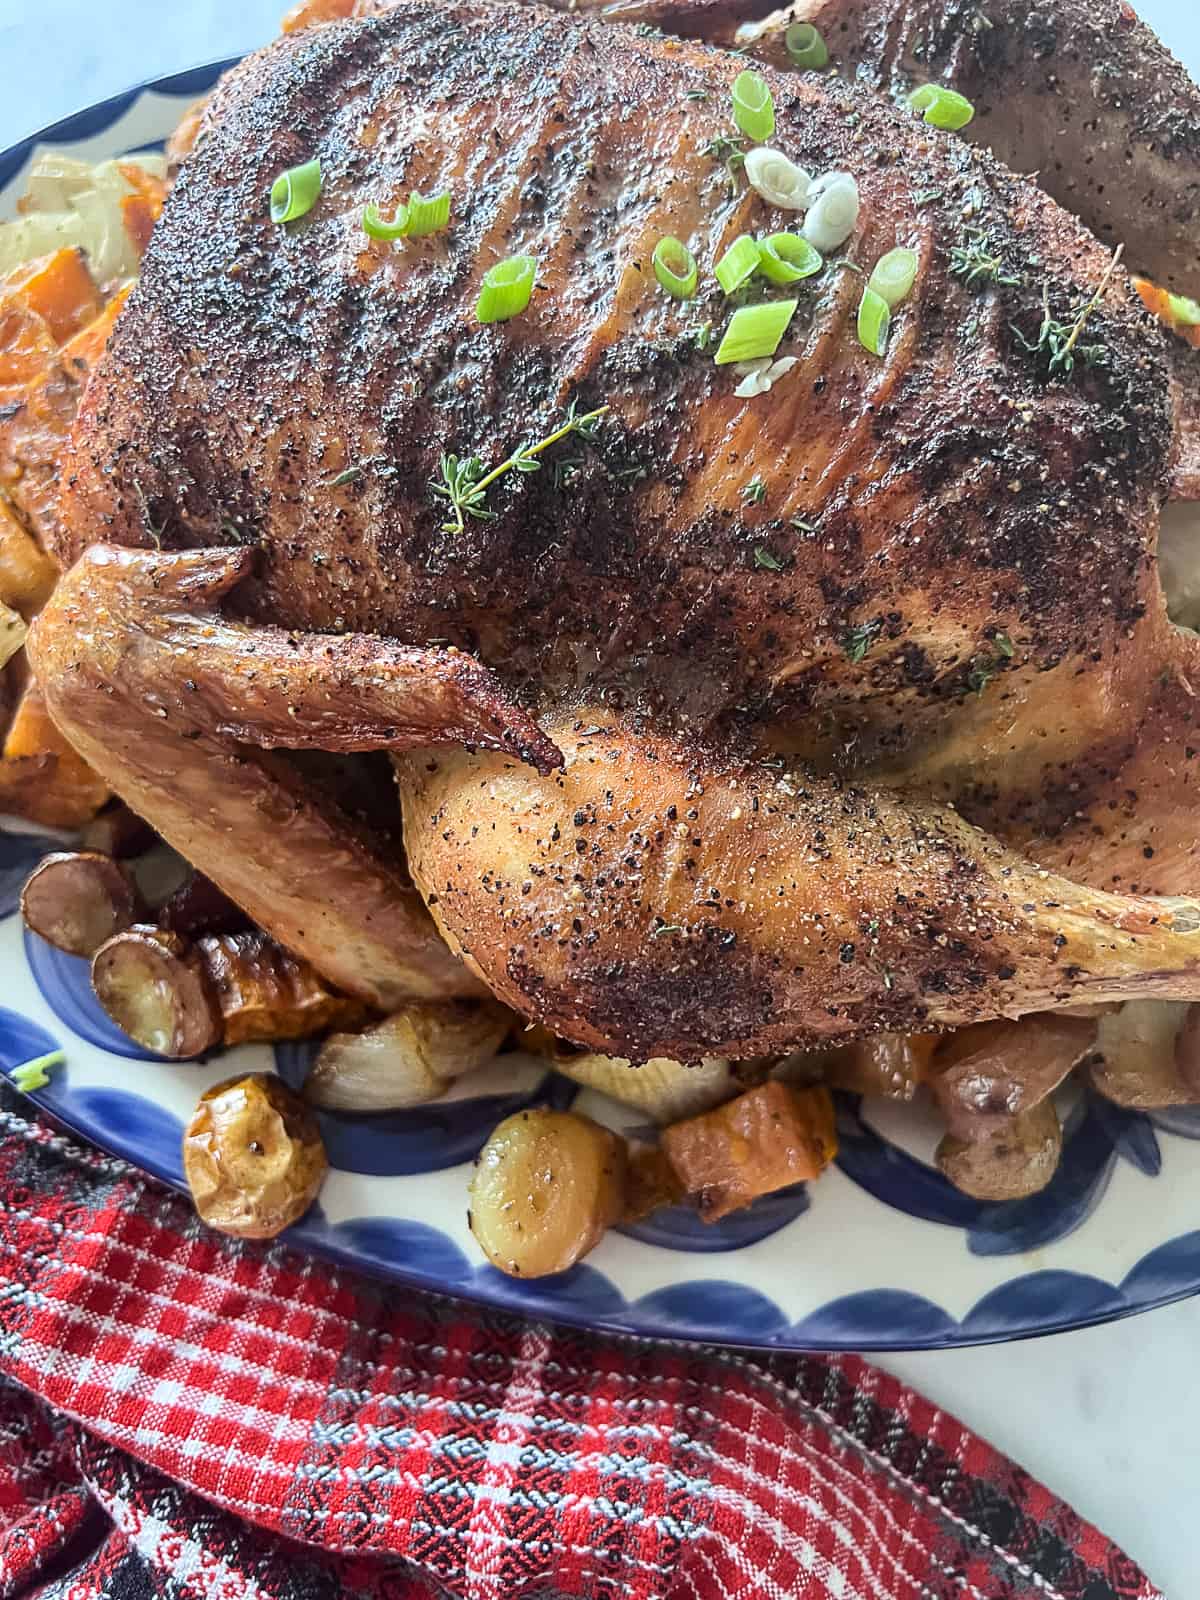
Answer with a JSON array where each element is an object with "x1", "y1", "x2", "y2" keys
[{"x1": 27, "y1": 0, "x2": 1200, "y2": 1062}]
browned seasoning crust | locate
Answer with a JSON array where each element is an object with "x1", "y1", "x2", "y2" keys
[
  {"x1": 34, "y1": 0, "x2": 1200, "y2": 1055},
  {"x1": 744, "y1": 0, "x2": 1200, "y2": 294}
]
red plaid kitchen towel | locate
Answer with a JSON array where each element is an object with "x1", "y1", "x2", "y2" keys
[{"x1": 0, "y1": 1084, "x2": 1162, "y2": 1600}]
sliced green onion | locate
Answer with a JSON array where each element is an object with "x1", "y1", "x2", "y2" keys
[
  {"x1": 363, "y1": 201, "x2": 410, "y2": 241},
  {"x1": 857, "y1": 286, "x2": 891, "y2": 356},
  {"x1": 758, "y1": 232, "x2": 823, "y2": 285},
  {"x1": 406, "y1": 190, "x2": 451, "y2": 237},
  {"x1": 868, "y1": 246, "x2": 918, "y2": 308},
  {"x1": 715, "y1": 234, "x2": 762, "y2": 295},
  {"x1": 9, "y1": 1050, "x2": 63, "y2": 1093},
  {"x1": 476, "y1": 254, "x2": 538, "y2": 323},
  {"x1": 906, "y1": 84, "x2": 975, "y2": 131},
  {"x1": 714, "y1": 298, "x2": 797, "y2": 365},
  {"x1": 732, "y1": 69, "x2": 775, "y2": 143},
  {"x1": 653, "y1": 235, "x2": 698, "y2": 299},
  {"x1": 1168, "y1": 292, "x2": 1200, "y2": 327},
  {"x1": 785, "y1": 22, "x2": 829, "y2": 69},
  {"x1": 270, "y1": 158, "x2": 322, "y2": 224}
]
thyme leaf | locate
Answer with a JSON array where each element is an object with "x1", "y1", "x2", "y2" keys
[{"x1": 431, "y1": 404, "x2": 609, "y2": 535}]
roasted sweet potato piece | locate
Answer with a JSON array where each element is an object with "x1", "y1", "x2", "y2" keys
[
  {"x1": 0, "y1": 301, "x2": 56, "y2": 402},
  {"x1": 930, "y1": 1014, "x2": 1097, "y2": 1142},
  {"x1": 282, "y1": 0, "x2": 358, "y2": 30},
  {"x1": 197, "y1": 930, "x2": 368, "y2": 1045},
  {"x1": 1, "y1": 678, "x2": 109, "y2": 826},
  {"x1": 21, "y1": 850, "x2": 144, "y2": 956},
  {"x1": 2, "y1": 248, "x2": 101, "y2": 344},
  {"x1": 58, "y1": 284, "x2": 132, "y2": 377},
  {"x1": 825, "y1": 1031, "x2": 938, "y2": 1101},
  {"x1": 0, "y1": 600, "x2": 25, "y2": 671},
  {"x1": 937, "y1": 1100, "x2": 1062, "y2": 1202},
  {"x1": 0, "y1": 497, "x2": 57, "y2": 616},
  {"x1": 622, "y1": 1147, "x2": 686, "y2": 1223},
  {"x1": 92, "y1": 925, "x2": 223, "y2": 1057},
  {"x1": 661, "y1": 1081, "x2": 837, "y2": 1222}
]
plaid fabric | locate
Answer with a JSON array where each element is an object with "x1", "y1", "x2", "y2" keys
[{"x1": 0, "y1": 1083, "x2": 1162, "y2": 1600}]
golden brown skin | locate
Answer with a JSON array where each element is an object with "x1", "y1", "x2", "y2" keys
[
  {"x1": 35, "y1": 0, "x2": 1200, "y2": 1055},
  {"x1": 400, "y1": 716, "x2": 1200, "y2": 1057},
  {"x1": 28, "y1": 546, "x2": 489, "y2": 1007}
]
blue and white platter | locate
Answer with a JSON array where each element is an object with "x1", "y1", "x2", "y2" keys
[{"x1": 4, "y1": 49, "x2": 1200, "y2": 1352}]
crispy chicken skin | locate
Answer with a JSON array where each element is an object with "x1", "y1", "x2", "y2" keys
[
  {"x1": 32, "y1": 0, "x2": 1200, "y2": 1051},
  {"x1": 741, "y1": 0, "x2": 1200, "y2": 296}
]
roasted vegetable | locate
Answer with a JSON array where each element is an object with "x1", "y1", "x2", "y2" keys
[
  {"x1": 306, "y1": 999, "x2": 512, "y2": 1112},
  {"x1": 661, "y1": 1081, "x2": 837, "y2": 1222},
  {"x1": 0, "y1": 153, "x2": 168, "y2": 283},
  {"x1": 936, "y1": 1100, "x2": 1062, "y2": 1201},
  {"x1": 469, "y1": 1108, "x2": 627, "y2": 1277},
  {"x1": 196, "y1": 931, "x2": 367, "y2": 1045},
  {"x1": 92, "y1": 925, "x2": 222, "y2": 1057},
  {"x1": 1089, "y1": 1001, "x2": 1199, "y2": 1107},
  {"x1": 183, "y1": 1072, "x2": 328, "y2": 1239},
  {"x1": 1, "y1": 678, "x2": 109, "y2": 827},
  {"x1": 0, "y1": 600, "x2": 24, "y2": 671},
  {"x1": 2, "y1": 248, "x2": 101, "y2": 344},
  {"x1": 21, "y1": 849, "x2": 144, "y2": 956},
  {"x1": 158, "y1": 871, "x2": 252, "y2": 938},
  {"x1": 79, "y1": 801, "x2": 157, "y2": 859},
  {"x1": 622, "y1": 1146, "x2": 686, "y2": 1223},
  {"x1": 528, "y1": 1032, "x2": 740, "y2": 1123},
  {"x1": 930, "y1": 1014, "x2": 1097, "y2": 1142},
  {"x1": 0, "y1": 497, "x2": 57, "y2": 618},
  {"x1": 824, "y1": 1032, "x2": 938, "y2": 1101}
]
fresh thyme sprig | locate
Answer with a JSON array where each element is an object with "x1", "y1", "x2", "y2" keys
[
  {"x1": 949, "y1": 230, "x2": 1020, "y2": 288},
  {"x1": 431, "y1": 401, "x2": 609, "y2": 535},
  {"x1": 1013, "y1": 244, "x2": 1124, "y2": 378},
  {"x1": 702, "y1": 133, "x2": 747, "y2": 191}
]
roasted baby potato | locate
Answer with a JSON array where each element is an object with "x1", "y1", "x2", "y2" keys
[
  {"x1": 661, "y1": 1080, "x2": 837, "y2": 1222},
  {"x1": 306, "y1": 999, "x2": 513, "y2": 1112},
  {"x1": 469, "y1": 1108, "x2": 627, "y2": 1277},
  {"x1": 78, "y1": 800, "x2": 158, "y2": 859},
  {"x1": 197, "y1": 931, "x2": 367, "y2": 1045},
  {"x1": 183, "y1": 1072, "x2": 328, "y2": 1240},
  {"x1": 936, "y1": 1099, "x2": 1062, "y2": 1201},
  {"x1": 1089, "y1": 1001, "x2": 1199, "y2": 1107},
  {"x1": 930, "y1": 1013, "x2": 1097, "y2": 1141},
  {"x1": 92, "y1": 925, "x2": 222, "y2": 1057},
  {"x1": 21, "y1": 849, "x2": 144, "y2": 956}
]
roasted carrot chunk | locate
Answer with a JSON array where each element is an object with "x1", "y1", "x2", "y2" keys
[
  {"x1": 1, "y1": 678, "x2": 109, "y2": 826},
  {"x1": 0, "y1": 496, "x2": 57, "y2": 616},
  {"x1": 1133, "y1": 275, "x2": 1200, "y2": 349},
  {"x1": 0, "y1": 303, "x2": 56, "y2": 402},
  {"x1": 2, "y1": 248, "x2": 101, "y2": 344},
  {"x1": 282, "y1": 0, "x2": 358, "y2": 29},
  {"x1": 661, "y1": 1080, "x2": 837, "y2": 1222},
  {"x1": 59, "y1": 284, "x2": 133, "y2": 377}
]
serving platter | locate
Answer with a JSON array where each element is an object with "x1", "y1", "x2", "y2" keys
[{"x1": 4, "y1": 43, "x2": 1200, "y2": 1352}]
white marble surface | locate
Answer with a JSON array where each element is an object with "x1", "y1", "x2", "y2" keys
[{"x1": 2, "y1": 0, "x2": 1197, "y2": 1593}]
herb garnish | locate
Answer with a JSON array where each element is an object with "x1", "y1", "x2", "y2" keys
[
  {"x1": 431, "y1": 402, "x2": 608, "y2": 536},
  {"x1": 1013, "y1": 245, "x2": 1124, "y2": 379},
  {"x1": 842, "y1": 621, "x2": 880, "y2": 663},
  {"x1": 329, "y1": 465, "x2": 363, "y2": 487},
  {"x1": 651, "y1": 923, "x2": 683, "y2": 938},
  {"x1": 950, "y1": 230, "x2": 1020, "y2": 288},
  {"x1": 753, "y1": 545, "x2": 784, "y2": 570},
  {"x1": 686, "y1": 89, "x2": 709, "y2": 103},
  {"x1": 702, "y1": 134, "x2": 747, "y2": 190},
  {"x1": 994, "y1": 631, "x2": 1015, "y2": 658},
  {"x1": 742, "y1": 476, "x2": 767, "y2": 505}
]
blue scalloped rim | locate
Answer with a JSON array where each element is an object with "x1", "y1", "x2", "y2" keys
[{"x1": 5, "y1": 65, "x2": 1200, "y2": 1352}]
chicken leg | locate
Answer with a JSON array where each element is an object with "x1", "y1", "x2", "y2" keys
[
  {"x1": 26, "y1": 545, "x2": 560, "y2": 1006},
  {"x1": 397, "y1": 713, "x2": 1200, "y2": 1060}
]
